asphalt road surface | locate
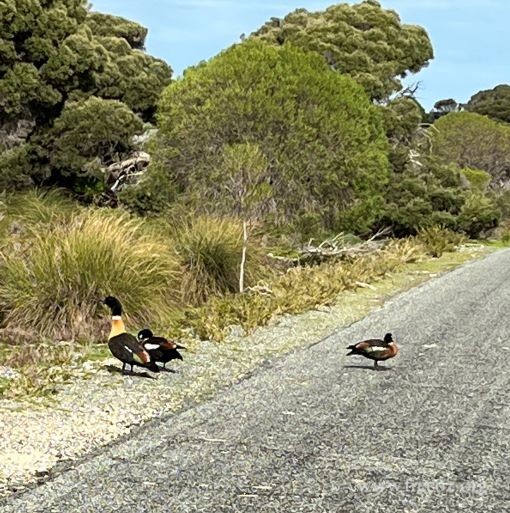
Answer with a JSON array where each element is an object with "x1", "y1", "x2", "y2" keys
[{"x1": 2, "y1": 249, "x2": 510, "y2": 513}]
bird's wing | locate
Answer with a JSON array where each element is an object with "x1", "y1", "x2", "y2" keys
[
  {"x1": 144, "y1": 343, "x2": 161, "y2": 351},
  {"x1": 353, "y1": 339, "x2": 387, "y2": 353},
  {"x1": 150, "y1": 336, "x2": 178, "y2": 350},
  {"x1": 122, "y1": 335, "x2": 151, "y2": 364}
]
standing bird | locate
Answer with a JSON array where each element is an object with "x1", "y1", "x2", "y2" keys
[
  {"x1": 137, "y1": 328, "x2": 186, "y2": 370},
  {"x1": 346, "y1": 333, "x2": 399, "y2": 370},
  {"x1": 103, "y1": 296, "x2": 159, "y2": 374}
]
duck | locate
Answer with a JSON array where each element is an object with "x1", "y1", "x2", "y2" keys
[
  {"x1": 346, "y1": 333, "x2": 399, "y2": 370},
  {"x1": 102, "y1": 296, "x2": 159, "y2": 374},
  {"x1": 137, "y1": 328, "x2": 186, "y2": 369}
]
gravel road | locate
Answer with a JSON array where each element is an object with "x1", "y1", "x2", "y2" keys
[{"x1": 2, "y1": 248, "x2": 509, "y2": 513}]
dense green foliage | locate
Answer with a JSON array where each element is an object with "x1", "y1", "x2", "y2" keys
[
  {"x1": 0, "y1": 1, "x2": 171, "y2": 194},
  {"x1": 376, "y1": 159, "x2": 462, "y2": 236},
  {"x1": 250, "y1": 0, "x2": 433, "y2": 100},
  {"x1": 139, "y1": 41, "x2": 389, "y2": 234},
  {"x1": 431, "y1": 112, "x2": 510, "y2": 187},
  {"x1": 466, "y1": 84, "x2": 510, "y2": 124}
]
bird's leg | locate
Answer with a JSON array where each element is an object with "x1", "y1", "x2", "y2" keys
[
  {"x1": 374, "y1": 360, "x2": 379, "y2": 371},
  {"x1": 122, "y1": 362, "x2": 126, "y2": 375}
]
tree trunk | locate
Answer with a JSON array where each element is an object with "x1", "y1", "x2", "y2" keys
[{"x1": 239, "y1": 220, "x2": 248, "y2": 293}]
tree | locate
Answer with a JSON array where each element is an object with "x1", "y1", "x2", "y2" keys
[
  {"x1": 145, "y1": 40, "x2": 390, "y2": 234},
  {"x1": 428, "y1": 98, "x2": 461, "y2": 122},
  {"x1": 250, "y1": 0, "x2": 433, "y2": 101},
  {"x1": 466, "y1": 84, "x2": 510, "y2": 124},
  {"x1": 0, "y1": 1, "x2": 172, "y2": 195},
  {"x1": 430, "y1": 112, "x2": 510, "y2": 188},
  {"x1": 217, "y1": 143, "x2": 272, "y2": 292},
  {"x1": 375, "y1": 158, "x2": 465, "y2": 236},
  {"x1": 382, "y1": 96, "x2": 426, "y2": 171}
]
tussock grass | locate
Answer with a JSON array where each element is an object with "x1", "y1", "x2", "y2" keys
[
  {"x1": 6, "y1": 188, "x2": 77, "y2": 226},
  {"x1": 0, "y1": 209, "x2": 180, "y2": 340},
  {"x1": 0, "y1": 189, "x2": 78, "y2": 254},
  {"x1": 172, "y1": 216, "x2": 268, "y2": 306}
]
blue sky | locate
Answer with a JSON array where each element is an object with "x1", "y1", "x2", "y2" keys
[{"x1": 90, "y1": 0, "x2": 509, "y2": 110}]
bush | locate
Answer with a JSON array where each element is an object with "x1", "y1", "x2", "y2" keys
[
  {"x1": 143, "y1": 40, "x2": 389, "y2": 234},
  {"x1": 431, "y1": 112, "x2": 510, "y2": 187},
  {"x1": 415, "y1": 226, "x2": 465, "y2": 258},
  {"x1": 0, "y1": 209, "x2": 180, "y2": 340},
  {"x1": 375, "y1": 161, "x2": 469, "y2": 237},
  {"x1": 461, "y1": 168, "x2": 491, "y2": 192},
  {"x1": 172, "y1": 216, "x2": 267, "y2": 306},
  {"x1": 457, "y1": 193, "x2": 501, "y2": 238}
]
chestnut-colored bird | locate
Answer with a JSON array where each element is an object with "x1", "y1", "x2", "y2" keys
[
  {"x1": 137, "y1": 328, "x2": 186, "y2": 369},
  {"x1": 103, "y1": 296, "x2": 159, "y2": 374},
  {"x1": 346, "y1": 333, "x2": 399, "y2": 370}
]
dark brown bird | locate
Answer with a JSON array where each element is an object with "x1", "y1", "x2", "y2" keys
[
  {"x1": 103, "y1": 296, "x2": 159, "y2": 374},
  {"x1": 137, "y1": 328, "x2": 186, "y2": 369},
  {"x1": 346, "y1": 333, "x2": 399, "y2": 370}
]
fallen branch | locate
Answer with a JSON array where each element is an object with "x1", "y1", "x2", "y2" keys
[{"x1": 268, "y1": 228, "x2": 391, "y2": 266}]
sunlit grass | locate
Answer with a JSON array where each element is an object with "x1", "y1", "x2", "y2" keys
[{"x1": 0, "y1": 209, "x2": 181, "y2": 340}]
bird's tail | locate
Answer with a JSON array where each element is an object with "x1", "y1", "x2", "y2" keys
[{"x1": 175, "y1": 350, "x2": 183, "y2": 361}]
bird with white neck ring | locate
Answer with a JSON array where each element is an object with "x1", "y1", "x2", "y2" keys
[{"x1": 102, "y1": 296, "x2": 159, "y2": 374}]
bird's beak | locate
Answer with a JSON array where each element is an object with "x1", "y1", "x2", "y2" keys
[{"x1": 176, "y1": 344, "x2": 186, "y2": 350}]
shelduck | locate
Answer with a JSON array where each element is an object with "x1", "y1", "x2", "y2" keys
[
  {"x1": 103, "y1": 296, "x2": 159, "y2": 374},
  {"x1": 346, "y1": 333, "x2": 399, "y2": 370},
  {"x1": 137, "y1": 328, "x2": 186, "y2": 369}
]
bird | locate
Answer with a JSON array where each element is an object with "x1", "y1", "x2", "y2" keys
[
  {"x1": 137, "y1": 328, "x2": 186, "y2": 370},
  {"x1": 102, "y1": 296, "x2": 159, "y2": 374},
  {"x1": 346, "y1": 333, "x2": 399, "y2": 370}
]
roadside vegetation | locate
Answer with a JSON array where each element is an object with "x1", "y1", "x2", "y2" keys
[{"x1": 0, "y1": 0, "x2": 509, "y2": 398}]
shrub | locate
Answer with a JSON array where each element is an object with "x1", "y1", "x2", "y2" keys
[
  {"x1": 431, "y1": 112, "x2": 510, "y2": 187},
  {"x1": 182, "y1": 238, "x2": 428, "y2": 341},
  {"x1": 144, "y1": 40, "x2": 389, "y2": 234},
  {"x1": 461, "y1": 168, "x2": 491, "y2": 192},
  {"x1": 415, "y1": 226, "x2": 465, "y2": 257},
  {"x1": 0, "y1": 209, "x2": 180, "y2": 340},
  {"x1": 457, "y1": 193, "x2": 501, "y2": 238}
]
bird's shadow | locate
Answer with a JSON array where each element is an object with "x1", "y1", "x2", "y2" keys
[
  {"x1": 343, "y1": 364, "x2": 393, "y2": 372},
  {"x1": 104, "y1": 364, "x2": 158, "y2": 380},
  {"x1": 159, "y1": 367, "x2": 177, "y2": 373}
]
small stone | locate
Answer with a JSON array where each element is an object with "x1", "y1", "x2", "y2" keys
[{"x1": 0, "y1": 366, "x2": 20, "y2": 380}]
